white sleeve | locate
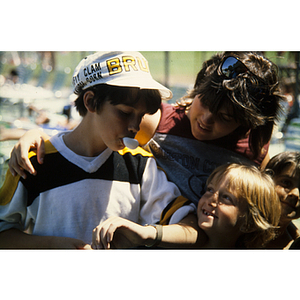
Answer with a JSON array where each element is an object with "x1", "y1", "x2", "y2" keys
[
  {"x1": 168, "y1": 203, "x2": 197, "y2": 224},
  {"x1": 138, "y1": 157, "x2": 182, "y2": 225},
  {"x1": 0, "y1": 182, "x2": 28, "y2": 233}
]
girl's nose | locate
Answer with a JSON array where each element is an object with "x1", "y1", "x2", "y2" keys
[
  {"x1": 202, "y1": 110, "x2": 214, "y2": 124},
  {"x1": 208, "y1": 192, "x2": 219, "y2": 207}
]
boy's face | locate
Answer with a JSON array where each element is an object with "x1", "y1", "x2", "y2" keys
[
  {"x1": 196, "y1": 171, "x2": 246, "y2": 243},
  {"x1": 273, "y1": 165, "x2": 300, "y2": 224},
  {"x1": 187, "y1": 95, "x2": 240, "y2": 141},
  {"x1": 93, "y1": 99, "x2": 148, "y2": 152}
]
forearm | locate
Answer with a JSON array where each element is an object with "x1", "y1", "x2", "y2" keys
[
  {"x1": 148, "y1": 214, "x2": 203, "y2": 249},
  {"x1": 0, "y1": 228, "x2": 90, "y2": 249},
  {"x1": 0, "y1": 228, "x2": 54, "y2": 249},
  {"x1": 155, "y1": 224, "x2": 199, "y2": 248},
  {"x1": 93, "y1": 215, "x2": 200, "y2": 249}
]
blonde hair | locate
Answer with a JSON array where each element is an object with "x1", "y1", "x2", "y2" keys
[{"x1": 207, "y1": 163, "x2": 281, "y2": 248}]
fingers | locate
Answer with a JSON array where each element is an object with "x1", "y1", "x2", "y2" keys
[
  {"x1": 8, "y1": 156, "x2": 24, "y2": 178},
  {"x1": 8, "y1": 147, "x2": 32, "y2": 179},
  {"x1": 9, "y1": 151, "x2": 35, "y2": 178},
  {"x1": 92, "y1": 225, "x2": 111, "y2": 249},
  {"x1": 36, "y1": 137, "x2": 45, "y2": 165},
  {"x1": 8, "y1": 136, "x2": 45, "y2": 178},
  {"x1": 92, "y1": 217, "x2": 121, "y2": 249},
  {"x1": 92, "y1": 226, "x2": 103, "y2": 249}
]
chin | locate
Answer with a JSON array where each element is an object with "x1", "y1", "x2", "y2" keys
[
  {"x1": 113, "y1": 141, "x2": 125, "y2": 151},
  {"x1": 198, "y1": 220, "x2": 211, "y2": 231}
]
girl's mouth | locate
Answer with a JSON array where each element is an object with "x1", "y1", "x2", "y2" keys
[
  {"x1": 202, "y1": 209, "x2": 218, "y2": 218},
  {"x1": 198, "y1": 120, "x2": 212, "y2": 132}
]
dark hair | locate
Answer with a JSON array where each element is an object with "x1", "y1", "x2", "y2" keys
[
  {"x1": 75, "y1": 84, "x2": 161, "y2": 117},
  {"x1": 265, "y1": 151, "x2": 300, "y2": 178},
  {"x1": 179, "y1": 51, "x2": 286, "y2": 159}
]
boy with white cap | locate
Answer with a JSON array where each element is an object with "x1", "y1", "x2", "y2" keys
[{"x1": 0, "y1": 51, "x2": 183, "y2": 249}]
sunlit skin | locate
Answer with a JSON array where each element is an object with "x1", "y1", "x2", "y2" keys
[
  {"x1": 186, "y1": 94, "x2": 241, "y2": 141},
  {"x1": 196, "y1": 170, "x2": 247, "y2": 248},
  {"x1": 63, "y1": 91, "x2": 149, "y2": 157},
  {"x1": 273, "y1": 165, "x2": 300, "y2": 226}
]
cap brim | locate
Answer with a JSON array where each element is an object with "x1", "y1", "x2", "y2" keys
[{"x1": 104, "y1": 76, "x2": 173, "y2": 100}]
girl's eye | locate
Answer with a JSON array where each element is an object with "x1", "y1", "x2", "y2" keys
[
  {"x1": 206, "y1": 186, "x2": 214, "y2": 193},
  {"x1": 224, "y1": 195, "x2": 232, "y2": 202},
  {"x1": 219, "y1": 113, "x2": 234, "y2": 123},
  {"x1": 220, "y1": 194, "x2": 234, "y2": 205}
]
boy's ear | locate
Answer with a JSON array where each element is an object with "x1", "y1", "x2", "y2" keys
[{"x1": 83, "y1": 91, "x2": 96, "y2": 112}]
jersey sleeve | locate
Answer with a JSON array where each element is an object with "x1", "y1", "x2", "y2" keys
[
  {"x1": 159, "y1": 196, "x2": 197, "y2": 225},
  {"x1": 0, "y1": 171, "x2": 28, "y2": 233},
  {"x1": 138, "y1": 157, "x2": 183, "y2": 225}
]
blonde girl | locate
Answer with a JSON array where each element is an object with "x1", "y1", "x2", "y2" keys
[{"x1": 92, "y1": 163, "x2": 281, "y2": 249}]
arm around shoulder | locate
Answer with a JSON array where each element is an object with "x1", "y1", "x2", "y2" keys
[{"x1": 8, "y1": 128, "x2": 50, "y2": 178}]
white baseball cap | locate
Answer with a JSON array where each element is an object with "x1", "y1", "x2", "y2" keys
[{"x1": 72, "y1": 51, "x2": 172, "y2": 100}]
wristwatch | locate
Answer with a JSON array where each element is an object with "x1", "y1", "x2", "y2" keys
[{"x1": 145, "y1": 224, "x2": 163, "y2": 248}]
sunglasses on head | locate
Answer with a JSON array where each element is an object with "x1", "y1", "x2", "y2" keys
[
  {"x1": 220, "y1": 56, "x2": 268, "y2": 97},
  {"x1": 220, "y1": 56, "x2": 251, "y2": 79}
]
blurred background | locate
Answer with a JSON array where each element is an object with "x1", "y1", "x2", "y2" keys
[{"x1": 0, "y1": 51, "x2": 300, "y2": 188}]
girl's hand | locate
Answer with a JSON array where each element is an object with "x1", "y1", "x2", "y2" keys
[
  {"x1": 91, "y1": 217, "x2": 156, "y2": 249},
  {"x1": 8, "y1": 129, "x2": 47, "y2": 178}
]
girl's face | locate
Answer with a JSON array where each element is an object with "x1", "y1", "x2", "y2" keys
[
  {"x1": 273, "y1": 165, "x2": 300, "y2": 224},
  {"x1": 90, "y1": 99, "x2": 148, "y2": 153},
  {"x1": 187, "y1": 94, "x2": 241, "y2": 141},
  {"x1": 197, "y1": 171, "x2": 247, "y2": 244}
]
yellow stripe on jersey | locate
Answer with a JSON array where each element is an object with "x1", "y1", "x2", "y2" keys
[
  {"x1": 118, "y1": 146, "x2": 153, "y2": 157},
  {"x1": 0, "y1": 170, "x2": 20, "y2": 206},
  {"x1": 0, "y1": 141, "x2": 58, "y2": 206},
  {"x1": 159, "y1": 196, "x2": 190, "y2": 225}
]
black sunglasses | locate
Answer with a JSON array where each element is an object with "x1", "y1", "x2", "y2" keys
[
  {"x1": 220, "y1": 56, "x2": 251, "y2": 79},
  {"x1": 220, "y1": 56, "x2": 268, "y2": 97}
]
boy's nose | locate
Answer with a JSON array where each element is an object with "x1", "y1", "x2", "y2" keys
[
  {"x1": 289, "y1": 187, "x2": 300, "y2": 201},
  {"x1": 286, "y1": 187, "x2": 300, "y2": 208},
  {"x1": 128, "y1": 119, "x2": 140, "y2": 133}
]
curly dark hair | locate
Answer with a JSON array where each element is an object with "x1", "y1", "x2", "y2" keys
[{"x1": 178, "y1": 51, "x2": 286, "y2": 159}]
